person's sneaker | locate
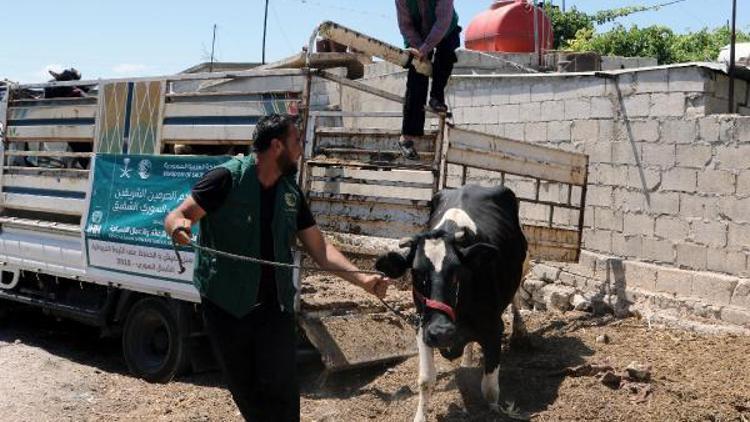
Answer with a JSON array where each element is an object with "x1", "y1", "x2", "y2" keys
[
  {"x1": 398, "y1": 136, "x2": 420, "y2": 161},
  {"x1": 428, "y1": 97, "x2": 448, "y2": 114}
]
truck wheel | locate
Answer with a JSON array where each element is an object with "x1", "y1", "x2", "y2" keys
[{"x1": 122, "y1": 298, "x2": 189, "y2": 383}]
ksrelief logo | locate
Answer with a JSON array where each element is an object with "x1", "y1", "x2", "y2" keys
[
  {"x1": 138, "y1": 159, "x2": 152, "y2": 180},
  {"x1": 284, "y1": 193, "x2": 297, "y2": 208}
]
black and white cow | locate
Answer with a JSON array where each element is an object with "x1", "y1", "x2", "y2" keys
[{"x1": 376, "y1": 184, "x2": 529, "y2": 421}]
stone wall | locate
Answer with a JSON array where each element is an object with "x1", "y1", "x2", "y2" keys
[{"x1": 336, "y1": 64, "x2": 750, "y2": 329}]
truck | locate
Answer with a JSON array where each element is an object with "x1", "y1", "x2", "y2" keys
[{"x1": 0, "y1": 22, "x2": 589, "y2": 383}]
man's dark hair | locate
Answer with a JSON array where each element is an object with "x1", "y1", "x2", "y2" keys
[{"x1": 252, "y1": 113, "x2": 297, "y2": 153}]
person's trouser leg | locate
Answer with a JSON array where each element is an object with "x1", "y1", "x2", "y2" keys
[
  {"x1": 402, "y1": 66, "x2": 429, "y2": 138},
  {"x1": 251, "y1": 310, "x2": 300, "y2": 422},
  {"x1": 430, "y1": 28, "x2": 461, "y2": 105},
  {"x1": 202, "y1": 299, "x2": 259, "y2": 421}
]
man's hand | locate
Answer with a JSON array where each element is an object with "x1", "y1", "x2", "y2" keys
[
  {"x1": 358, "y1": 274, "x2": 392, "y2": 299},
  {"x1": 170, "y1": 219, "x2": 193, "y2": 245},
  {"x1": 407, "y1": 47, "x2": 423, "y2": 60}
]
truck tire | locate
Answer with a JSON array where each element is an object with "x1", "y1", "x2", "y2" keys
[{"x1": 122, "y1": 297, "x2": 189, "y2": 383}]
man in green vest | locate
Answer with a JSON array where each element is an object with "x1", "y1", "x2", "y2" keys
[
  {"x1": 164, "y1": 114, "x2": 391, "y2": 421},
  {"x1": 396, "y1": 0, "x2": 460, "y2": 160}
]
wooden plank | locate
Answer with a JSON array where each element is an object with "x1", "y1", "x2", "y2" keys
[
  {"x1": 446, "y1": 147, "x2": 586, "y2": 186},
  {"x1": 316, "y1": 21, "x2": 432, "y2": 76},
  {"x1": 316, "y1": 70, "x2": 405, "y2": 105},
  {"x1": 309, "y1": 180, "x2": 433, "y2": 201},
  {"x1": 161, "y1": 125, "x2": 254, "y2": 142},
  {"x1": 316, "y1": 127, "x2": 438, "y2": 137},
  {"x1": 310, "y1": 111, "x2": 403, "y2": 118},
  {"x1": 2, "y1": 193, "x2": 84, "y2": 215},
  {"x1": 4, "y1": 151, "x2": 93, "y2": 158},
  {"x1": 0, "y1": 217, "x2": 80, "y2": 235},
  {"x1": 448, "y1": 127, "x2": 589, "y2": 174},
  {"x1": 164, "y1": 101, "x2": 296, "y2": 118},
  {"x1": 310, "y1": 166, "x2": 434, "y2": 185},
  {"x1": 522, "y1": 225, "x2": 580, "y2": 262},
  {"x1": 5, "y1": 125, "x2": 94, "y2": 141},
  {"x1": 161, "y1": 139, "x2": 252, "y2": 146},
  {"x1": 8, "y1": 105, "x2": 97, "y2": 120},
  {"x1": 3, "y1": 173, "x2": 89, "y2": 192}
]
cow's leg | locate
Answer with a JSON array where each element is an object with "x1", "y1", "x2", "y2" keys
[
  {"x1": 510, "y1": 297, "x2": 528, "y2": 339},
  {"x1": 480, "y1": 333, "x2": 502, "y2": 412},
  {"x1": 460, "y1": 342, "x2": 474, "y2": 367},
  {"x1": 414, "y1": 327, "x2": 436, "y2": 422}
]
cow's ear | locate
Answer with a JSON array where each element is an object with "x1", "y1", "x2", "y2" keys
[
  {"x1": 375, "y1": 251, "x2": 410, "y2": 278},
  {"x1": 459, "y1": 243, "x2": 499, "y2": 265}
]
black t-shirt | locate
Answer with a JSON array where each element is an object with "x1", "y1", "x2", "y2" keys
[{"x1": 191, "y1": 167, "x2": 316, "y2": 307}]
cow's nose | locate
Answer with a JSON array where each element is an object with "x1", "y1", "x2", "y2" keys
[{"x1": 425, "y1": 323, "x2": 456, "y2": 348}]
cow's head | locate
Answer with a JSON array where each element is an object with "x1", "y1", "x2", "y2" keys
[
  {"x1": 376, "y1": 227, "x2": 498, "y2": 349},
  {"x1": 48, "y1": 68, "x2": 81, "y2": 82}
]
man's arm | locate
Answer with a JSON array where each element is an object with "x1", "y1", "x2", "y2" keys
[
  {"x1": 396, "y1": 0, "x2": 424, "y2": 52},
  {"x1": 298, "y1": 225, "x2": 390, "y2": 299},
  {"x1": 164, "y1": 196, "x2": 206, "y2": 245},
  {"x1": 419, "y1": 0, "x2": 455, "y2": 57}
]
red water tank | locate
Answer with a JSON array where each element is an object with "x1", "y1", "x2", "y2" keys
[{"x1": 465, "y1": 0, "x2": 553, "y2": 53}]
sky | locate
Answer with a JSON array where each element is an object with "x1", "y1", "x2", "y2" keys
[{"x1": 1, "y1": 0, "x2": 747, "y2": 83}]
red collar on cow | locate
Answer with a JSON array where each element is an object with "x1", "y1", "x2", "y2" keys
[{"x1": 412, "y1": 289, "x2": 456, "y2": 322}]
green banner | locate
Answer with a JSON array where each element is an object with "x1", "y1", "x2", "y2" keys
[{"x1": 84, "y1": 154, "x2": 229, "y2": 281}]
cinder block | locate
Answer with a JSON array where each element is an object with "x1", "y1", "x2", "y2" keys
[
  {"x1": 505, "y1": 123, "x2": 525, "y2": 141},
  {"x1": 611, "y1": 141, "x2": 639, "y2": 165},
  {"x1": 623, "y1": 261, "x2": 658, "y2": 290},
  {"x1": 680, "y1": 194, "x2": 710, "y2": 218},
  {"x1": 622, "y1": 94, "x2": 651, "y2": 117},
  {"x1": 635, "y1": 69, "x2": 669, "y2": 93},
  {"x1": 716, "y1": 145, "x2": 750, "y2": 171},
  {"x1": 655, "y1": 268, "x2": 693, "y2": 297},
  {"x1": 583, "y1": 229, "x2": 612, "y2": 252},
  {"x1": 730, "y1": 280, "x2": 750, "y2": 308},
  {"x1": 590, "y1": 96, "x2": 616, "y2": 119},
  {"x1": 471, "y1": 92, "x2": 493, "y2": 107},
  {"x1": 668, "y1": 67, "x2": 710, "y2": 92},
  {"x1": 624, "y1": 213, "x2": 655, "y2": 236},
  {"x1": 599, "y1": 120, "x2": 617, "y2": 142},
  {"x1": 662, "y1": 168, "x2": 698, "y2": 192},
  {"x1": 661, "y1": 119, "x2": 697, "y2": 144},
  {"x1": 553, "y1": 77, "x2": 583, "y2": 100},
  {"x1": 735, "y1": 117, "x2": 750, "y2": 143},
  {"x1": 595, "y1": 207, "x2": 624, "y2": 231},
  {"x1": 629, "y1": 120, "x2": 660, "y2": 143},
  {"x1": 692, "y1": 273, "x2": 738, "y2": 306},
  {"x1": 612, "y1": 234, "x2": 643, "y2": 258},
  {"x1": 699, "y1": 116, "x2": 732, "y2": 143},
  {"x1": 576, "y1": 78, "x2": 607, "y2": 98},
  {"x1": 530, "y1": 81, "x2": 555, "y2": 102},
  {"x1": 641, "y1": 143, "x2": 676, "y2": 169},
  {"x1": 519, "y1": 102, "x2": 542, "y2": 122},
  {"x1": 650, "y1": 93, "x2": 687, "y2": 117},
  {"x1": 480, "y1": 106, "x2": 498, "y2": 125},
  {"x1": 507, "y1": 83, "x2": 532, "y2": 104},
  {"x1": 454, "y1": 89, "x2": 474, "y2": 107},
  {"x1": 727, "y1": 222, "x2": 750, "y2": 249},
  {"x1": 614, "y1": 188, "x2": 647, "y2": 212},
  {"x1": 497, "y1": 104, "x2": 520, "y2": 123},
  {"x1": 720, "y1": 307, "x2": 750, "y2": 328},
  {"x1": 547, "y1": 121, "x2": 572, "y2": 142},
  {"x1": 564, "y1": 98, "x2": 592, "y2": 120},
  {"x1": 697, "y1": 170, "x2": 736, "y2": 194},
  {"x1": 540, "y1": 100, "x2": 565, "y2": 122},
  {"x1": 643, "y1": 237, "x2": 676, "y2": 263},
  {"x1": 719, "y1": 197, "x2": 750, "y2": 223},
  {"x1": 649, "y1": 192, "x2": 680, "y2": 215},
  {"x1": 676, "y1": 243, "x2": 709, "y2": 270},
  {"x1": 707, "y1": 249, "x2": 747, "y2": 275},
  {"x1": 626, "y1": 166, "x2": 661, "y2": 191},
  {"x1": 571, "y1": 120, "x2": 599, "y2": 143},
  {"x1": 587, "y1": 185, "x2": 614, "y2": 207},
  {"x1": 655, "y1": 216, "x2": 689, "y2": 240},
  {"x1": 738, "y1": 171, "x2": 750, "y2": 196},
  {"x1": 690, "y1": 220, "x2": 728, "y2": 247},
  {"x1": 588, "y1": 142, "x2": 612, "y2": 164},
  {"x1": 592, "y1": 164, "x2": 628, "y2": 186},
  {"x1": 524, "y1": 122, "x2": 547, "y2": 142},
  {"x1": 676, "y1": 145, "x2": 712, "y2": 168}
]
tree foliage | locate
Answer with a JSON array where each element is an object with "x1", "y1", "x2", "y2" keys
[{"x1": 544, "y1": 3, "x2": 750, "y2": 64}]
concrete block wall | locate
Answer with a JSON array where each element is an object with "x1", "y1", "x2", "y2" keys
[{"x1": 334, "y1": 63, "x2": 750, "y2": 328}]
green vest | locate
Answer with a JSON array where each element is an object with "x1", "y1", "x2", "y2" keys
[
  {"x1": 193, "y1": 155, "x2": 300, "y2": 318},
  {"x1": 403, "y1": 0, "x2": 459, "y2": 48}
]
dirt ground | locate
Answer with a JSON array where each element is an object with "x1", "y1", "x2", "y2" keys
[{"x1": 2, "y1": 299, "x2": 750, "y2": 422}]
